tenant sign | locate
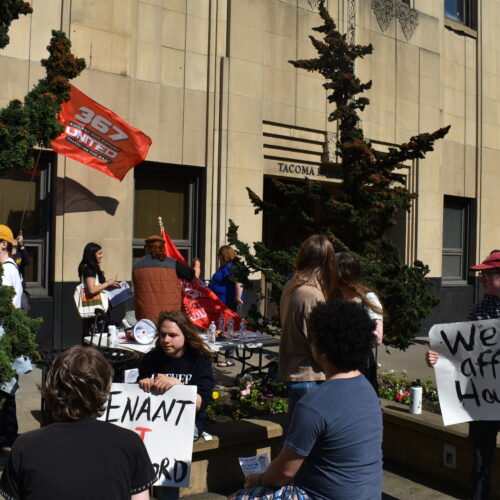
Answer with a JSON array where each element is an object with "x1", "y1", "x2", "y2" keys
[
  {"x1": 100, "y1": 383, "x2": 197, "y2": 487},
  {"x1": 429, "y1": 319, "x2": 500, "y2": 426}
]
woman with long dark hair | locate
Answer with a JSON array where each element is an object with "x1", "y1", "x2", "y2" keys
[
  {"x1": 137, "y1": 310, "x2": 215, "y2": 439},
  {"x1": 333, "y1": 252, "x2": 383, "y2": 390},
  {"x1": 77, "y1": 242, "x2": 119, "y2": 340},
  {"x1": 279, "y1": 234, "x2": 336, "y2": 417}
]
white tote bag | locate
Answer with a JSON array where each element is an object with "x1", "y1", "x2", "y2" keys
[{"x1": 74, "y1": 275, "x2": 109, "y2": 318}]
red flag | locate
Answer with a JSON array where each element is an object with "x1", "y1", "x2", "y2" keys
[
  {"x1": 51, "y1": 85, "x2": 151, "y2": 181},
  {"x1": 161, "y1": 228, "x2": 244, "y2": 330}
]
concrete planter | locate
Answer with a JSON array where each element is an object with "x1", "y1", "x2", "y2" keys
[{"x1": 181, "y1": 400, "x2": 500, "y2": 499}]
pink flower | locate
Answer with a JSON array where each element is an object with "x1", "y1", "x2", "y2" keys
[
  {"x1": 240, "y1": 381, "x2": 252, "y2": 396},
  {"x1": 403, "y1": 391, "x2": 410, "y2": 398},
  {"x1": 394, "y1": 391, "x2": 403, "y2": 402}
]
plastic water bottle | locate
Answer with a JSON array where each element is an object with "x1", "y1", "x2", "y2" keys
[
  {"x1": 239, "y1": 319, "x2": 247, "y2": 340},
  {"x1": 217, "y1": 313, "x2": 225, "y2": 333},
  {"x1": 107, "y1": 325, "x2": 117, "y2": 347},
  {"x1": 410, "y1": 379, "x2": 422, "y2": 414},
  {"x1": 227, "y1": 317, "x2": 235, "y2": 337},
  {"x1": 208, "y1": 321, "x2": 216, "y2": 343}
]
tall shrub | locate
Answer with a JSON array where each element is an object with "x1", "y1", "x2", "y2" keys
[{"x1": 228, "y1": 1, "x2": 449, "y2": 349}]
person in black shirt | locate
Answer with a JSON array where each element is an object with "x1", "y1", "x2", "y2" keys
[
  {"x1": 138, "y1": 310, "x2": 215, "y2": 439},
  {"x1": 77, "y1": 242, "x2": 120, "y2": 340},
  {"x1": 11, "y1": 232, "x2": 31, "y2": 279},
  {"x1": 0, "y1": 346, "x2": 155, "y2": 500}
]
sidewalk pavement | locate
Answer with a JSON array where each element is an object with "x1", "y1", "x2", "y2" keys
[{"x1": 7, "y1": 339, "x2": 463, "y2": 499}]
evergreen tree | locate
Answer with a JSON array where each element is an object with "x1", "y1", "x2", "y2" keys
[
  {"x1": 228, "y1": 2, "x2": 449, "y2": 349},
  {"x1": 0, "y1": 1, "x2": 32, "y2": 50},
  {"x1": 0, "y1": 265, "x2": 39, "y2": 384},
  {"x1": 0, "y1": 4, "x2": 85, "y2": 383}
]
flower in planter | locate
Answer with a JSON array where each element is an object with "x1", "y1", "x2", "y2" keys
[
  {"x1": 240, "y1": 381, "x2": 252, "y2": 396},
  {"x1": 212, "y1": 391, "x2": 219, "y2": 400},
  {"x1": 394, "y1": 390, "x2": 410, "y2": 404}
]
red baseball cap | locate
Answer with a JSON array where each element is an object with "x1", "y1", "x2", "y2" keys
[{"x1": 469, "y1": 252, "x2": 500, "y2": 271}]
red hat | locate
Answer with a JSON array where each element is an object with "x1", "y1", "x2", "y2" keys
[{"x1": 469, "y1": 252, "x2": 500, "y2": 271}]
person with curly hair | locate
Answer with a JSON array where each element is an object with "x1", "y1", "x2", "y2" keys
[
  {"x1": 137, "y1": 310, "x2": 215, "y2": 440},
  {"x1": 0, "y1": 346, "x2": 155, "y2": 500},
  {"x1": 229, "y1": 299, "x2": 383, "y2": 500},
  {"x1": 278, "y1": 234, "x2": 336, "y2": 417}
]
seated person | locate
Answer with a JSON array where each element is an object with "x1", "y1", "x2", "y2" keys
[
  {"x1": 229, "y1": 299, "x2": 383, "y2": 500},
  {"x1": 137, "y1": 310, "x2": 215, "y2": 440},
  {"x1": 0, "y1": 346, "x2": 155, "y2": 500}
]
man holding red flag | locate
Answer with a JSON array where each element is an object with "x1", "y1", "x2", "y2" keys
[{"x1": 132, "y1": 236, "x2": 195, "y2": 324}]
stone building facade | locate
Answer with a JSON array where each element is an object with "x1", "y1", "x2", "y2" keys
[{"x1": 0, "y1": 0, "x2": 491, "y2": 348}]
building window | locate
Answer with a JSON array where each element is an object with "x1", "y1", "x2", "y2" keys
[
  {"x1": 0, "y1": 151, "x2": 54, "y2": 292},
  {"x1": 442, "y1": 197, "x2": 469, "y2": 283},
  {"x1": 445, "y1": 0, "x2": 477, "y2": 29},
  {"x1": 133, "y1": 163, "x2": 200, "y2": 263}
]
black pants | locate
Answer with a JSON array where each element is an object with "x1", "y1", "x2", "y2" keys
[
  {"x1": 469, "y1": 420, "x2": 500, "y2": 499},
  {"x1": 361, "y1": 349, "x2": 378, "y2": 395},
  {"x1": 0, "y1": 391, "x2": 18, "y2": 447}
]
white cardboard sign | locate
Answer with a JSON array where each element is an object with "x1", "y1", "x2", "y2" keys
[
  {"x1": 429, "y1": 319, "x2": 500, "y2": 426},
  {"x1": 99, "y1": 383, "x2": 197, "y2": 486}
]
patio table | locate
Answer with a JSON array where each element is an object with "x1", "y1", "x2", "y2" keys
[{"x1": 85, "y1": 332, "x2": 279, "y2": 377}]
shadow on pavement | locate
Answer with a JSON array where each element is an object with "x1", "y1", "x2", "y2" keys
[{"x1": 384, "y1": 459, "x2": 466, "y2": 499}]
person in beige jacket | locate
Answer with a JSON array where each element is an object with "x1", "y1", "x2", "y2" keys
[{"x1": 279, "y1": 234, "x2": 336, "y2": 418}]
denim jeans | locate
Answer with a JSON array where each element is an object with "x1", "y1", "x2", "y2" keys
[{"x1": 287, "y1": 381, "x2": 324, "y2": 420}]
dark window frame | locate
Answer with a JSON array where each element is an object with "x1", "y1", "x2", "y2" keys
[
  {"x1": 442, "y1": 196, "x2": 472, "y2": 285},
  {"x1": 133, "y1": 163, "x2": 201, "y2": 264},
  {"x1": 0, "y1": 151, "x2": 54, "y2": 294},
  {"x1": 445, "y1": 0, "x2": 477, "y2": 30}
]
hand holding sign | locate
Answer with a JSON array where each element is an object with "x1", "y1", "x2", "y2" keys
[
  {"x1": 100, "y1": 383, "x2": 197, "y2": 487},
  {"x1": 153, "y1": 374, "x2": 183, "y2": 394},
  {"x1": 429, "y1": 319, "x2": 500, "y2": 426}
]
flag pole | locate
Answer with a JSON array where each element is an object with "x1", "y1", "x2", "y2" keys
[{"x1": 157, "y1": 216, "x2": 164, "y2": 236}]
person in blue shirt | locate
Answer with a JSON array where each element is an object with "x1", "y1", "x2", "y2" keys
[
  {"x1": 210, "y1": 245, "x2": 243, "y2": 367},
  {"x1": 210, "y1": 245, "x2": 243, "y2": 311},
  {"x1": 228, "y1": 298, "x2": 383, "y2": 500}
]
